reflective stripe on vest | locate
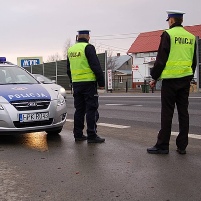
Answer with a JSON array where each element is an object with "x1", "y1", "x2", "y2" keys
[
  {"x1": 160, "y1": 27, "x2": 195, "y2": 79},
  {"x1": 68, "y1": 42, "x2": 96, "y2": 82}
]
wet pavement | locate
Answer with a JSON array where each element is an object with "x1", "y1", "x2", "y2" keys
[{"x1": 1, "y1": 121, "x2": 201, "y2": 201}]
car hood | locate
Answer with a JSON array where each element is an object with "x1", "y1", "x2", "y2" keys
[
  {"x1": 44, "y1": 83, "x2": 60, "y2": 90},
  {"x1": 0, "y1": 84, "x2": 51, "y2": 102}
]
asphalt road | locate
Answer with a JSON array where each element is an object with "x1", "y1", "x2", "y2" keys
[{"x1": 1, "y1": 92, "x2": 201, "y2": 201}]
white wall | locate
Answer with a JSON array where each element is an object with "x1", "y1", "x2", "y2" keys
[
  {"x1": 132, "y1": 54, "x2": 152, "y2": 82},
  {"x1": 132, "y1": 53, "x2": 198, "y2": 82}
]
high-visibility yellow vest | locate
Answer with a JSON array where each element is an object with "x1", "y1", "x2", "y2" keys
[
  {"x1": 160, "y1": 27, "x2": 195, "y2": 79},
  {"x1": 68, "y1": 42, "x2": 96, "y2": 82}
]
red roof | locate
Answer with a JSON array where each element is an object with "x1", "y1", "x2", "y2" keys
[{"x1": 128, "y1": 24, "x2": 201, "y2": 53}]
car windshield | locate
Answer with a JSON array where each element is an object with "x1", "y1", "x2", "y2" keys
[
  {"x1": 0, "y1": 66, "x2": 38, "y2": 85},
  {"x1": 33, "y1": 74, "x2": 53, "y2": 84}
]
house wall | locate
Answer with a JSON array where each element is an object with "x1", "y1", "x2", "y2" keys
[
  {"x1": 131, "y1": 53, "x2": 162, "y2": 90},
  {"x1": 131, "y1": 54, "x2": 151, "y2": 83},
  {"x1": 108, "y1": 57, "x2": 133, "y2": 91},
  {"x1": 112, "y1": 74, "x2": 132, "y2": 91}
]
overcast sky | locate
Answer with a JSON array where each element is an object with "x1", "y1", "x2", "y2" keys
[{"x1": 1, "y1": 0, "x2": 201, "y2": 64}]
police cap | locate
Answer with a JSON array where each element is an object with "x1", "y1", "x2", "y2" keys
[
  {"x1": 166, "y1": 10, "x2": 185, "y2": 21},
  {"x1": 77, "y1": 30, "x2": 91, "y2": 35}
]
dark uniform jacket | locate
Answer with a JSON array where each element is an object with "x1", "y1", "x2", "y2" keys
[
  {"x1": 151, "y1": 22, "x2": 197, "y2": 81},
  {"x1": 67, "y1": 38, "x2": 105, "y2": 88}
]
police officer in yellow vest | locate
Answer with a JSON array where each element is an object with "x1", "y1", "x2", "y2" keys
[
  {"x1": 147, "y1": 10, "x2": 197, "y2": 154},
  {"x1": 67, "y1": 30, "x2": 105, "y2": 143}
]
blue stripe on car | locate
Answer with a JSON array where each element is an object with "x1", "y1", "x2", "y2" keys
[{"x1": 0, "y1": 84, "x2": 51, "y2": 102}]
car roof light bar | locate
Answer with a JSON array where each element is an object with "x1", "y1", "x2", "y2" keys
[
  {"x1": 0, "y1": 57, "x2": 6, "y2": 63},
  {"x1": 0, "y1": 57, "x2": 15, "y2": 65}
]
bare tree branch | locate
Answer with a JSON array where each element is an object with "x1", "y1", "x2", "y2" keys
[
  {"x1": 46, "y1": 52, "x2": 61, "y2": 62},
  {"x1": 107, "y1": 50, "x2": 117, "y2": 71},
  {"x1": 63, "y1": 39, "x2": 73, "y2": 59}
]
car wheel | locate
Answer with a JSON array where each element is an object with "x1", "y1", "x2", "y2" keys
[{"x1": 46, "y1": 127, "x2": 63, "y2": 135}]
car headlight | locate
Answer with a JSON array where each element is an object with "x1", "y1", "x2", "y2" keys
[
  {"x1": 57, "y1": 93, "x2": 65, "y2": 106},
  {"x1": 0, "y1": 104, "x2": 4, "y2": 110},
  {"x1": 59, "y1": 87, "x2": 66, "y2": 95}
]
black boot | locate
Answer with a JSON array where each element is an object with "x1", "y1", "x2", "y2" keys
[
  {"x1": 87, "y1": 136, "x2": 105, "y2": 143},
  {"x1": 147, "y1": 146, "x2": 169, "y2": 154},
  {"x1": 75, "y1": 135, "x2": 87, "y2": 142}
]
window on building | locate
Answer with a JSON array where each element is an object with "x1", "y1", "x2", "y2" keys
[
  {"x1": 119, "y1": 76, "x2": 123, "y2": 83},
  {"x1": 150, "y1": 52, "x2": 157, "y2": 56},
  {"x1": 136, "y1": 53, "x2": 144, "y2": 58},
  {"x1": 144, "y1": 52, "x2": 149, "y2": 57},
  {"x1": 136, "y1": 52, "x2": 157, "y2": 58}
]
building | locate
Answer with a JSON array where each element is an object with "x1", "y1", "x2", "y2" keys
[
  {"x1": 107, "y1": 54, "x2": 132, "y2": 91},
  {"x1": 127, "y1": 24, "x2": 201, "y2": 89}
]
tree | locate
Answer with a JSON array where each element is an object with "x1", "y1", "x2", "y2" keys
[
  {"x1": 91, "y1": 41, "x2": 103, "y2": 54},
  {"x1": 46, "y1": 52, "x2": 61, "y2": 62},
  {"x1": 46, "y1": 39, "x2": 72, "y2": 62},
  {"x1": 106, "y1": 50, "x2": 117, "y2": 71},
  {"x1": 62, "y1": 39, "x2": 73, "y2": 59}
]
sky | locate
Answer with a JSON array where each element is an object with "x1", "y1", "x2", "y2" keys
[{"x1": 1, "y1": 0, "x2": 201, "y2": 64}]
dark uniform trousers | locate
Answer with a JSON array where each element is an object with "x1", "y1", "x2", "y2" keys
[
  {"x1": 73, "y1": 83, "x2": 99, "y2": 139},
  {"x1": 156, "y1": 78, "x2": 191, "y2": 150}
]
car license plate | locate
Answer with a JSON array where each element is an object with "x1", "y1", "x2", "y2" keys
[{"x1": 19, "y1": 112, "x2": 49, "y2": 122}]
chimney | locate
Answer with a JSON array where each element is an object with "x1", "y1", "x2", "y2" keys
[{"x1": 117, "y1": 53, "x2": 120, "y2": 57}]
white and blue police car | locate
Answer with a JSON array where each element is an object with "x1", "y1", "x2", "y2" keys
[{"x1": 0, "y1": 57, "x2": 67, "y2": 135}]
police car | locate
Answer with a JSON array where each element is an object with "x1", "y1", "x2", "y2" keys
[
  {"x1": 0, "y1": 57, "x2": 67, "y2": 135},
  {"x1": 32, "y1": 74, "x2": 67, "y2": 100}
]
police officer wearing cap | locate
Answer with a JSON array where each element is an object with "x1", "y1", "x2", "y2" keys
[
  {"x1": 67, "y1": 30, "x2": 105, "y2": 143},
  {"x1": 147, "y1": 10, "x2": 197, "y2": 154}
]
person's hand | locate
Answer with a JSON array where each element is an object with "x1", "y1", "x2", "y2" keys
[
  {"x1": 149, "y1": 80, "x2": 156, "y2": 89},
  {"x1": 97, "y1": 87, "x2": 105, "y2": 94}
]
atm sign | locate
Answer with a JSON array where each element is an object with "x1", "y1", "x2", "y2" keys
[{"x1": 21, "y1": 59, "x2": 40, "y2": 67}]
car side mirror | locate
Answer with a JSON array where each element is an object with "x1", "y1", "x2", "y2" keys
[{"x1": 36, "y1": 77, "x2": 45, "y2": 83}]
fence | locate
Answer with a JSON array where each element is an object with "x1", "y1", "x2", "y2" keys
[
  {"x1": 26, "y1": 53, "x2": 106, "y2": 91},
  {"x1": 25, "y1": 60, "x2": 71, "y2": 90}
]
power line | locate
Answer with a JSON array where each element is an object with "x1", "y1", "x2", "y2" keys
[
  {"x1": 92, "y1": 32, "x2": 139, "y2": 38},
  {"x1": 92, "y1": 36, "x2": 138, "y2": 41},
  {"x1": 90, "y1": 32, "x2": 139, "y2": 53},
  {"x1": 97, "y1": 43, "x2": 129, "y2": 51},
  {"x1": 92, "y1": 32, "x2": 163, "y2": 40}
]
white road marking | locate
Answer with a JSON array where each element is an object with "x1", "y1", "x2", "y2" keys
[
  {"x1": 97, "y1": 123, "x2": 130, "y2": 129},
  {"x1": 66, "y1": 119, "x2": 130, "y2": 129},
  {"x1": 105, "y1": 104, "x2": 143, "y2": 107},
  {"x1": 99, "y1": 95, "x2": 201, "y2": 99},
  {"x1": 105, "y1": 104, "x2": 124, "y2": 106},
  {"x1": 66, "y1": 119, "x2": 200, "y2": 137},
  {"x1": 171, "y1": 132, "x2": 201, "y2": 140},
  {"x1": 66, "y1": 119, "x2": 74, "y2": 122},
  {"x1": 101, "y1": 96, "x2": 162, "y2": 98}
]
